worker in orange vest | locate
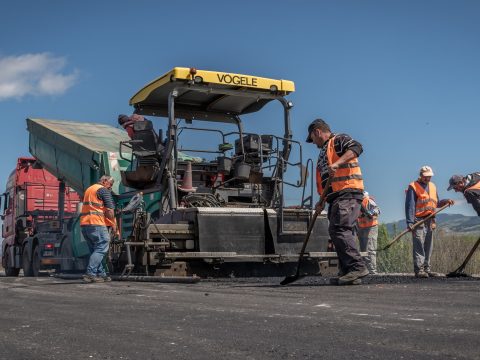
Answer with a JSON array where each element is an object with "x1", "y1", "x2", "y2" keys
[
  {"x1": 306, "y1": 118, "x2": 368, "y2": 285},
  {"x1": 357, "y1": 191, "x2": 380, "y2": 275},
  {"x1": 80, "y1": 175, "x2": 117, "y2": 283},
  {"x1": 447, "y1": 173, "x2": 480, "y2": 215},
  {"x1": 405, "y1": 166, "x2": 454, "y2": 278}
]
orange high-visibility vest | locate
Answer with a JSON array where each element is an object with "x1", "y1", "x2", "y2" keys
[
  {"x1": 357, "y1": 196, "x2": 378, "y2": 228},
  {"x1": 80, "y1": 184, "x2": 108, "y2": 226},
  {"x1": 316, "y1": 136, "x2": 364, "y2": 195},
  {"x1": 409, "y1": 181, "x2": 438, "y2": 218},
  {"x1": 464, "y1": 181, "x2": 480, "y2": 193}
]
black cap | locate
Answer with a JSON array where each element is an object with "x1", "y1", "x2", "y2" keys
[
  {"x1": 118, "y1": 114, "x2": 130, "y2": 125},
  {"x1": 447, "y1": 174, "x2": 464, "y2": 191},
  {"x1": 306, "y1": 118, "x2": 330, "y2": 143}
]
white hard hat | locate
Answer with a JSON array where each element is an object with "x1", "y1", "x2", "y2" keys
[{"x1": 420, "y1": 165, "x2": 434, "y2": 177}]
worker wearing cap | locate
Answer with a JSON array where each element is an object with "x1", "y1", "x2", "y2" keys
[
  {"x1": 118, "y1": 114, "x2": 145, "y2": 139},
  {"x1": 447, "y1": 172, "x2": 480, "y2": 215},
  {"x1": 80, "y1": 175, "x2": 117, "y2": 283},
  {"x1": 357, "y1": 191, "x2": 380, "y2": 275},
  {"x1": 306, "y1": 118, "x2": 368, "y2": 285},
  {"x1": 405, "y1": 166, "x2": 454, "y2": 278}
]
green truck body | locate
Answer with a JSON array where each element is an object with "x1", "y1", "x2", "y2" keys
[{"x1": 26, "y1": 118, "x2": 161, "y2": 268}]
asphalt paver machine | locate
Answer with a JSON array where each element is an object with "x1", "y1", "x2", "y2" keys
[{"x1": 117, "y1": 67, "x2": 337, "y2": 277}]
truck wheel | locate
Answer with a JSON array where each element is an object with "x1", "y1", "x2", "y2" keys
[
  {"x1": 32, "y1": 246, "x2": 41, "y2": 277},
  {"x1": 22, "y1": 247, "x2": 34, "y2": 277},
  {"x1": 60, "y1": 239, "x2": 74, "y2": 273},
  {"x1": 4, "y1": 247, "x2": 20, "y2": 277}
]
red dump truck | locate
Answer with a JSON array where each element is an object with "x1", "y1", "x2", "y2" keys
[{"x1": 1, "y1": 157, "x2": 80, "y2": 276}]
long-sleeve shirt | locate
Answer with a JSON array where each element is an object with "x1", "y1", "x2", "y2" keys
[
  {"x1": 405, "y1": 181, "x2": 439, "y2": 225},
  {"x1": 463, "y1": 173, "x2": 480, "y2": 216},
  {"x1": 316, "y1": 133, "x2": 364, "y2": 203},
  {"x1": 96, "y1": 187, "x2": 115, "y2": 209}
]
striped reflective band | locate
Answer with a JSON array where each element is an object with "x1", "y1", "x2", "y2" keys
[
  {"x1": 83, "y1": 201, "x2": 103, "y2": 207},
  {"x1": 416, "y1": 206, "x2": 435, "y2": 212},
  {"x1": 80, "y1": 211, "x2": 105, "y2": 217},
  {"x1": 338, "y1": 163, "x2": 359, "y2": 169},
  {"x1": 332, "y1": 174, "x2": 363, "y2": 182}
]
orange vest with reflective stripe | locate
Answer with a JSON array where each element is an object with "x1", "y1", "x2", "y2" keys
[
  {"x1": 464, "y1": 181, "x2": 480, "y2": 193},
  {"x1": 358, "y1": 196, "x2": 378, "y2": 228},
  {"x1": 80, "y1": 184, "x2": 108, "y2": 226},
  {"x1": 316, "y1": 136, "x2": 364, "y2": 195},
  {"x1": 409, "y1": 181, "x2": 438, "y2": 218}
]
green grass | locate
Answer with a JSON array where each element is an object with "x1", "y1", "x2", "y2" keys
[{"x1": 376, "y1": 223, "x2": 480, "y2": 274}]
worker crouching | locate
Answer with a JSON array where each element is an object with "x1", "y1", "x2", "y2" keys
[{"x1": 357, "y1": 192, "x2": 380, "y2": 275}]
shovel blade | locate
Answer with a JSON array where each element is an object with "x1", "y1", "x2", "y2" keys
[
  {"x1": 280, "y1": 275, "x2": 298, "y2": 285},
  {"x1": 280, "y1": 273, "x2": 306, "y2": 286},
  {"x1": 446, "y1": 271, "x2": 470, "y2": 278}
]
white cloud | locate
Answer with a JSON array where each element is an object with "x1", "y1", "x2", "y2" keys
[{"x1": 0, "y1": 53, "x2": 79, "y2": 100}]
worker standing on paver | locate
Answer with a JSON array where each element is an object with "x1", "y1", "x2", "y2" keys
[
  {"x1": 306, "y1": 118, "x2": 368, "y2": 285},
  {"x1": 447, "y1": 173, "x2": 480, "y2": 215},
  {"x1": 80, "y1": 175, "x2": 117, "y2": 283},
  {"x1": 357, "y1": 191, "x2": 380, "y2": 275},
  {"x1": 405, "y1": 166, "x2": 454, "y2": 278}
]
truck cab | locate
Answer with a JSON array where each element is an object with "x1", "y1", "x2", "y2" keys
[{"x1": 1, "y1": 157, "x2": 80, "y2": 276}]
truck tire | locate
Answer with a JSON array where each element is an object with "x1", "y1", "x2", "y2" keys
[
  {"x1": 4, "y1": 247, "x2": 20, "y2": 277},
  {"x1": 22, "y1": 247, "x2": 34, "y2": 277},
  {"x1": 32, "y1": 246, "x2": 41, "y2": 277},
  {"x1": 60, "y1": 239, "x2": 74, "y2": 273}
]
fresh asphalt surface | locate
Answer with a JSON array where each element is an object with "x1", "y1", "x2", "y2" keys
[{"x1": 0, "y1": 274, "x2": 479, "y2": 360}]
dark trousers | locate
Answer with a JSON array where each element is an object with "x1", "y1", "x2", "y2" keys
[{"x1": 328, "y1": 197, "x2": 366, "y2": 274}]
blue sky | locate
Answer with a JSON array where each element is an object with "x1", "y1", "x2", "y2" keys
[{"x1": 1, "y1": 0, "x2": 479, "y2": 222}]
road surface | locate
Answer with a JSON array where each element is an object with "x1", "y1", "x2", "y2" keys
[{"x1": 0, "y1": 275, "x2": 479, "y2": 359}]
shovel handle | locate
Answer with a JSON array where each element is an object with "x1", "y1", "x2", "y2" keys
[
  {"x1": 377, "y1": 203, "x2": 451, "y2": 252},
  {"x1": 296, "y1": 177, "x2": 332, "y2": 263},
  {"x1": 450, "y1": 235, "x2": 480, "y2": 274}
]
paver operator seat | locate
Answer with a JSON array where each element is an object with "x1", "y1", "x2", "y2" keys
[{"x1": 121, "y1": 119, "x2": 164, "y2": 189}]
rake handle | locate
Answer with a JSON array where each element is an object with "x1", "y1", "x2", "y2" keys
[{"x1": 378, "y1": 203, "x2": 451, "y2": 252}]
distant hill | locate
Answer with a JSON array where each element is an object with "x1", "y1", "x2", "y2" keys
[{"x1": 384, "y1": 213, "x2": 480, "y2": 235}]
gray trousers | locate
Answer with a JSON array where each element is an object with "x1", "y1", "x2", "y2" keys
[
  {"x1": 412, "y1": 218, "x2": 434, "y2": 273},
  {"x1": 328, "y1": 197, "x2": 366, "y2": 274},
  {"x1": 357, "y1": 225, "x2": 378, "y2": 274}
]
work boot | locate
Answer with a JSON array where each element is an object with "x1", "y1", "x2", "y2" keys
[
  {"x1": 329, "y1": 277, "x2": 362, "y2": 285},
  {"x1": 101, "y1": 276, "x2": 112, "y2": 282},
  {"x1": 338, "y1": 268, "x2": 369, "y2": 285},
  {"x1": 82, "y1": 274, "x2": 96, "y2": 283},
  {"x1": 415, "y1": 270, "x2": 429, "y2": 278},
  {"x1": 426, "y1": 271, "x2": 441, "y2": 277}
]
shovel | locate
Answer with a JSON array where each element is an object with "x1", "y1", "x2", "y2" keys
[
  {"x1": 376, "y1": 203, "x2": 451, "y2": 252},
  {"x1": 280, "y1": 177, "x2": 332, "y2": 286},
  {"x1": 446, "y1": 235, "x2": 480, "y2": 277}
]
